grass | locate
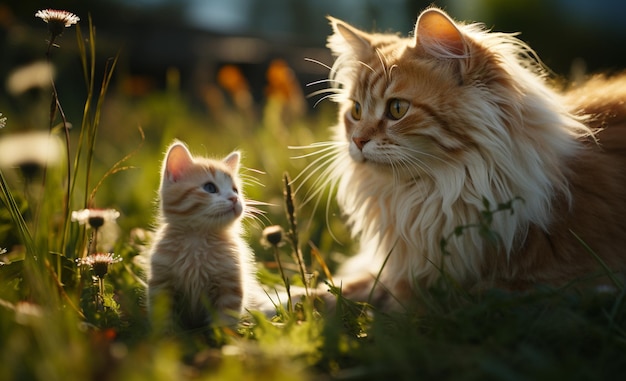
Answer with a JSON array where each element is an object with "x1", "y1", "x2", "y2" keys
[{"x1": 1, "y1": 11, "x2": 626, "y2": 381}]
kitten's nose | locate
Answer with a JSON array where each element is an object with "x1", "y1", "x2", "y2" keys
[
  {"x1": 228, "y1": 195, "x2": 238, "y2": 204},
  {"x1": 352, "y1": 136, "x2": 370, "y2": 150}
]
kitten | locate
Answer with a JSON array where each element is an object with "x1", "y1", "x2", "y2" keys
[
  {"x1": 305, "y1": 7, "x2": 626, "y2": 309},
  {"x1": 147, "y1": 141, "x2": 268, "y2": 329}
]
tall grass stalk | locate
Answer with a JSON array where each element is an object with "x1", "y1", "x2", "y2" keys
[
  {"x1": 43, "y1": 23, "x2": 73, "y2": 279},
  {"x1": 283, "y1": 172, "x2": 309, "y2": 296},
  {"x1": 62, "y1": 16, "x2": 119, "y2": 257},
  {"x1": 0, "y1": 171, "x2": 35, "y2": 257}
]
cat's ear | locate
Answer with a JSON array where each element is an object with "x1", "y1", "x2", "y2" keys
[
  {"x1": 327, "y1": 16, "x2": 372, "y2": 59},
  {"x1": 414, "y1": 8, "x2": 467, "y2": 59},
  {"x1": 223, "y1": 151, "x2": 240, "y2": 172},
  {"x1": 164, "y1": 142, "x2": 194, "y2": 182}
]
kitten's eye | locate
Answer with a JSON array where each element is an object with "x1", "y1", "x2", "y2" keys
[
  {"x1": 388, "y1": 98, "x2": 409, "y2": 120},
  {"x1": 203, "y1": 182, "x2": 218, "y2": 193},
  {"x1": 351, "y1": 101, "x2": 362, "y2": 121},
  {"x1": 232, "y1": 187, "x2": 238, "y2": 194}
]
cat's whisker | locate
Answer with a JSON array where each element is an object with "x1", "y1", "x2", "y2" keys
[
  {"x1": 241, "y1": 166, "x2": 266, "y2": 176},
  {"x1": 306, "y1": 78, "x2": 345, "y2": 88},
  {"x1": 289, "y1": 141, "x2": 344, "y2": 150},
  {"x1": 290, "y1": 147, "x2": 343, "y2": 195},
  {"x1": 299, "y1": 158, "x2": 343, "y2": 206},
  {"x1": 304, "y1": 57, "x2": 334, "y2": 72},
  {"x1": 358, "y1": 61, "x2": 375, "y2": 74},
  {"x1": 400, "y1": 146, "x2": 458, "y2": 167},
  {"x1": 289, "y1": 144, "x2": 343, "y2": 160},
  {"x1": 313, "y1": 94, "x2": 341, "y2": 108},
  {"x1": 374, "y1": 48, "x2": 389, "y2": 85},
  {"x1": 295, "y1": 157, "x2": 344, "y2": 242},
  {"x1": 240, "y1": 175, "x2": 266, "y2": 189},
  {"x1": 306, "y1": 87, "x2": 343, "y2": 98},
  {"x1": 391, "y1": 150, "x2": 437, "y2": 182},
  {"x1": 245, "y1": 199, "x2": 276, "y2": 208},
  {"x1": 244, "y1": 205, "x2": 272, "y2": 227},
  {"x1": 388, "y1": 64, "x2": 398, "y2": 83}
]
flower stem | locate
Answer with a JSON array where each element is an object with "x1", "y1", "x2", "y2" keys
[
  {"x1": 273, "y1": 245, "x2": 292, "y2": 313},
  {"x1": 45, "y1": 34, "x2": 73, "y2": 256}
]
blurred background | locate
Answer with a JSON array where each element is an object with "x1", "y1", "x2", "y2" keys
[
  {"x1": 1, "y1": 0, "x2": 626, "y2": 252},
  {"x1": 3, "y1": 0, "x2": 626, "y2": 111}
]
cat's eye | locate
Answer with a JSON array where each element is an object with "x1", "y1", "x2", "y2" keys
[
  {"x1": 388, "y1": 98, "x2": 410, "y2": 120},
  {"x1": 203, "y1": 182, "x2": 218, "y2": 193},
  {"x1": 351, "y1": 101, "x2": 362, "y2": 121}
]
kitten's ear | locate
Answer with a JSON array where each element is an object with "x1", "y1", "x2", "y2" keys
[
  {"x1": 415, "y1": 8, "x2": 467, "y2": 58},
  {"x1": 327, "y1": 16, "x2": 372, "y2": 58},
  {"x1": 223, "y1": 151, "x2": 240, "y2": 172},
  {"x1": 164, "y1": 142, "x2": 194, "y2": 182}
]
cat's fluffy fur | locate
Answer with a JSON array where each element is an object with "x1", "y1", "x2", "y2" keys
[
  {"x1": 147, "y1": 141, "x2": 267, "y2": 329},
  {"x1": 309, "y1": 7, "x2": 626, "y2": 307}
]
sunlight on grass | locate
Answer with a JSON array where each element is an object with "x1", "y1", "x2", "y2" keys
[{"x1": 0, "y1": 8, "x2": 625, "y2": 381}]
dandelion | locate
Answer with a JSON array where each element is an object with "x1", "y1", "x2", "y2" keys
[
  {"x1": 71, "y1": 208, "x2": 120, "y2": 230},
  {"x1": 72, "y1": 208, "x2": 120, "y2": 253},
  {"x1": 0, "y1": 113, "x2": 6, "y2": 129},
  {"x1": 0, "y1": 131, "x2": 63, "y2": 180},
  {"x1": 6, "y1": 61, "x2": 54, "y2": 96},
  {"x1": 78, "y1": 252, "x2": 122, "y2": 310},
  {"x1": 78, "y1": 252, "x2": 122, "y2": 279},
  {"x1": 35, "y1": 9, "x2": 79, "y2": 39}
]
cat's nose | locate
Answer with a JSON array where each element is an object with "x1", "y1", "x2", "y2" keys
[
  {"x1": 352, "y1": 136, "x2": 370, "y2": 150},
  {"x1": 228, "y1": 195, "x2": 238, "y2": 204}
]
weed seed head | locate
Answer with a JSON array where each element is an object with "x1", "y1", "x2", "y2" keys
[{"x1": 261, "y1": 225, "x2": 285, "y2": 247}]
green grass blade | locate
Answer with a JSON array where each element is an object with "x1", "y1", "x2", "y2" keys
[{"x1": 0, "y1": 170, "x2": 36, "y2": 257}]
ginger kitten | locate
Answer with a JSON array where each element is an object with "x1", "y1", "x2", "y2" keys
[
  {"x1": 147, "y1": 141, "x2": 267, "y2": 329},
  {"x1": 306, "y1": 7, "x2": 626, "y2": 308}
]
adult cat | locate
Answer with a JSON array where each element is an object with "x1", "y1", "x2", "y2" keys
[{"x1": 307, "y1": 7, "x2": 626, "y2": 308}]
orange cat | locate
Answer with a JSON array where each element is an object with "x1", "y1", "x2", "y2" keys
[
  {"x1": 304, "y1": 7, "x2": 626, "y2": 309},
  {"x1": 147, "y1": 141, "x2": 271, "y2": 329}
]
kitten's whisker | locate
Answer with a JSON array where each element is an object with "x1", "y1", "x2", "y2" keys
[
  {"x1": 241, "y1": 166, "x2": 266, "y2": 175},
  {"x1": 246, "y1": 199, "x2": 276, "y2": 208},
  {"x1": 244, "y1": 212, "x2": 270, "y2": 229},
  {"x1": 241, "y1": 176, "x2": 266, "y2": 189}
]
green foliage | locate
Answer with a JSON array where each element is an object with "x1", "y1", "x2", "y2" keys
[{"x1": 0, "y1": 10, "x2": 625, "y2": 381}]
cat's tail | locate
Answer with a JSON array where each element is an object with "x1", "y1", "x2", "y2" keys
[{"x1": 565, "y1": 73, "x2": 626, "y2": 135}]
